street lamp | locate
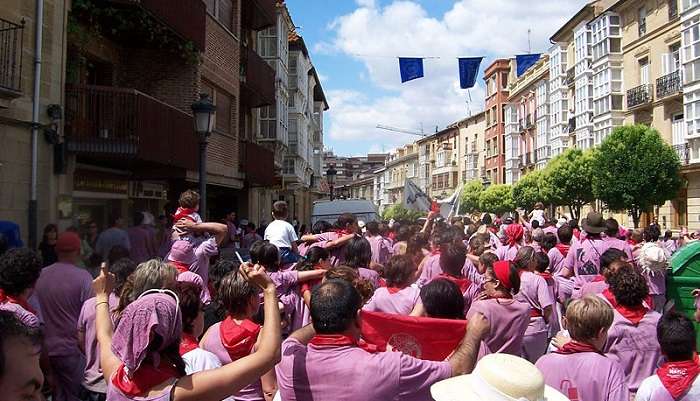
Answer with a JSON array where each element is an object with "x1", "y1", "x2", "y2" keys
[
  {"x1": 326, "y1": 166, "x2": 338, "y2": 201},
  {"x1": 191, "y1": 93, "x2": 216, "y2": 219}
]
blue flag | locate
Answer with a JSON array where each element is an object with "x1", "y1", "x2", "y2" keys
[
  {"x1": 516, "y1": 54, "x2": 542, "y2": 77},
  {"x1": 458, "y1": 57, "x2": 483, "y2": 89},
  {"x1": 399, "y1": 58, "x2": 424, "y2": 83}
]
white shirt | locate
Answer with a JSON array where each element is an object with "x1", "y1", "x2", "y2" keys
[
  {"x1": 182, "y1": 348, "x2": 222, "y2": 375},
  {"x1": 636, "y1": 373, "x2": 700, "y2": 401},
  {"x1": 264, "y1": 220, "x2": 298, "y2": 249}
]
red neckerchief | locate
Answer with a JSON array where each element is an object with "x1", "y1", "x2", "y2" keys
[
  {"x1": 555, "y1": 243, "x2": 570, "y2": 258},
  {"x1": 219, "y1": 317, "x2": 261, "y2": 361},
  {"x1": 309, "y1": 334, "x2": 357, "y2": 347},
  {"x1": 628, "y1": 239, "x2": 638, "y2": 246},
  {"x1": 537, "y1": 271, "x2": 553, "y2": 280},
  {"x1": 378, "y1": 278, "x2": 387, "y2": 288},
  {"x1": 0, "y1": 289, "x2": 36, "y2": 314},
  {"x1": 334, "y1": 229, "x2": 353, "y2": 236},
  {"x1": 554, "y1": 341, "x2": 603, "y2": 355},
  {"x1": 436, "y1": 273, "x2": 472, "y2": 293},
  {"x1": 112, "y1": 363, "x2": 179, "y2": 397},
  {"x1": 602, "y1": 289, "x2": 648, "y2": 325},
  {"x1": 178, "y1": 333, "x2": 199, "y2": 356},
  {"x1": 170, "y1": 261, "x2": 190, "y2": 274},
  {"x1": 657, "y1": 354, "x2": 700, "y2": 399},
  {"x1": 387, "y1": 287, "x2": 402, "y2": 294},
  {"x1": 573, "y1": 229, "x2": 581, "y2": 240},
  {"x1": 172, "y1": 207, "x2": 197, "y2": 223},
  {"x1": 592, "y1": 275, "x2": 606, "y2": 282}
]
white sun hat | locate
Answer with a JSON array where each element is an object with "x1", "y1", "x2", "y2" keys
[{"x1": 431, "y1": 353, "x2": 570, "y2": 401}]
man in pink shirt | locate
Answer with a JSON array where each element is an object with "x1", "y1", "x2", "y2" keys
[
  {"x1": 636, "y1": 312, "x2": 700, "y2": 401},
  {"x1": 35, "y1": 232, "x2": 94, "y2": 401},
  {"x1": 601, "y1": 264, "x2": 662, "y2": 395},
  {"x1": 365, "y1": 221, "x2": 391, "y2": 267},
  {"x1": 537, "y1": 295, "x2": 628, "y2": 401},
  {"x1": 172, "y1": 220, "x2": 227, "y2": 289},
  {"x1": 276, "y1": 279, "x2": 489, "y2": 401},
  {"x1": 572, "y1": 248, "x2": 627, "y2": 299},
  {"x1": 603, "y1": 218, "x2": 634, "y2": 260}
]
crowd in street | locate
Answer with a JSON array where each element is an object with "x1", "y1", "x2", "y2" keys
[{"x1": 1, "y1": 189, "x2": 700, "y2": 401}]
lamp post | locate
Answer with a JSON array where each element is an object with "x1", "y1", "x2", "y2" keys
[
  {"x1": 191, "y1": 94, "x2": 216, "y2": 220},
  {"x1": 326, "y1": 166, "x2": 337, "y2": 201}
]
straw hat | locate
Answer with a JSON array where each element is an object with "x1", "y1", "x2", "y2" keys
[
  {"x1": 581, "y1": 211, "x2": 605, "y2": 234},
  {"x1": 431, "y1": 354, "x2": 569, "y2": 401}
]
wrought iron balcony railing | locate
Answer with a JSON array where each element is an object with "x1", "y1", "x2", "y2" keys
[
  {"x1": 0, "y1": 18, "x2": 24, "y2": 95},
  {"x1": 674, "y1": 143, "x2": 689, "y2": 166},
  {"x1": 656, "y1": 70, "x2": 682, "y2": 99},
  {"x1": 626, "y1": 84, "x2": 653, "y2": 109},
  {"x1": 565, "y1": 67, "x2": 575, "y2": 87}
]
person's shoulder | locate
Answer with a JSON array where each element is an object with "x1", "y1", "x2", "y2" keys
[
  {"x1": 82, "y1": 296, "x2": 97, "y2": 310},
  {"x1": 281, "y1": 337, "x2": 307, "y2": 354},
  {"x1": 636, "y1": 374, "x2": 661, "y2": 400}
]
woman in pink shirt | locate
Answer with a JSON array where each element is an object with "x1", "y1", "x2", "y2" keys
[
  {"x1": 601, "y1": 264, "x2": 662, "y2": 395},
  {"x1": 365, "y1": 221, "x2": 391, "y2": 268},
  {"x1": 466, "y1": 260, "x2": 530, "y2": 360},
  {"x1": 512, "y1": 247, "x2": 554, "y2": 363},
  {"x1": 363, "y1": 255, "x2": 419, "y2": 315},
  {"x1": 344, "y1": 237, "x2": 381, "y2": 288},
  {"x1": 496, "y1": 224, "x2": 524, "y2": 261},
  {"x1": 93, "y1": 262, "x2": 282, "y2": 401}
]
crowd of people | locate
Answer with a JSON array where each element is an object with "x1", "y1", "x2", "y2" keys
[{"x1": 1, "y1": 189, "x2": 699, "y2": 401}]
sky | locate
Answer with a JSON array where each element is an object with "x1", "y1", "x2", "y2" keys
[{"x1": 285, "y1": 0, "x2": 588, "y2": 157}]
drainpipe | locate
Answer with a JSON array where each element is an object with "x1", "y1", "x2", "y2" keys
[{"x1": 29, "y1": 0, "x2": 44, "y2": 248}]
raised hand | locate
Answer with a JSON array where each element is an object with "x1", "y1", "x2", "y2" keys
[
  {"x1": 240, "y1": 263, "x2": 274, "y2": 291},
  {"x1": 92, "y1": 262, "x2": 115, "y2": 297}
]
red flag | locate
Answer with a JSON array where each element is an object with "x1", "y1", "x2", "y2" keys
[{"x1": 360, "y1": 310, "x2": 466, "y2": 361}]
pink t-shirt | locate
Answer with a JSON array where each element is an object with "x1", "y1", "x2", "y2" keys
[
  {"x1": 604, "y1": 236, "x2": 634, "y2": 261},
  {"x1": 367, "y1": 235, "x2": 391, "y2": 266},
  {"x1": 565, "y1": 237, "x2": 626, "y2": 284},
  {"x1": 363, "y1": 286, "x2": 420, "y2": 315},
  {"x1": 496, "y1": 244, "x2": 521, "y2": 261},
  {"x1": 466, "y1": 298, "x2": 530, "y2": 360},
  {"x1": 77, "y1": 293, "x2": 119, "y2": 393},
  {"x1": 535, "y1": 351, "x2": 629, "y2": 401},
  {"x1": 358, "y1": 267, "x2": 380, "y2": 288},
  {"x1": 189, "y1": 237, "x2": 219, "y2": 289},
  {"x1": 572, "y1": 280, "x2": 608, "y2": 299},
  {"x1": 269, "y1": 270, "x2": 299, "y2": 295},
  {"x1": 547, "y1": 247, "x2": 566, "y2": 275},
  {"x1": 636, "y1": 373, "x2": 700, "y2": 401},
  {"x1": 275, "y1": 338, "x2": 452, "y2": 401},
  {"x1": 35, "y1": 262, "x2": 94, "y2": 356},
  {"x1": 0, "y1": 301, "x2": 41, "y2": 329},
  {"x1": 516, "y1": 272, "x2": 555, "y2": 315},
  {"x1": 418, "y1": 254, "x2": 481, "y2": 287},
  {"x1": 601, "y1": 297, "x2": 663, "y2": 393}
]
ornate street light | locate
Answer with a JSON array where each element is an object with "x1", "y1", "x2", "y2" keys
[
  {"x1": 191, "y1": 93, "x2": 216, "y2": 219},
  {"x1": 326, "y1": 165, "x2": 338, "y2": 201}
]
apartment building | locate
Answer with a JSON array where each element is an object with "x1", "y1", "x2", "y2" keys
[
  {"x1": 456, "y1": 111, "x2": 487, "y2": 183},
  {"x1": 482, "y1": 59, "x2": 511, "y2": 184},
  {"x1": 383, "y1": 144, "x2": 419, "y2": 208},
  {"x1": 416, "y1": 127, "x2": 462, "y2": 199},
  {"x1": 322, "y1": 151, "x2": 388, "y2": 188},
  {"x1": 504, "y1": 55, "x2": 551, "y2": 184}
]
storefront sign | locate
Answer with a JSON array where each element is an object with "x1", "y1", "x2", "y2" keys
[{"x1": 74, "y1": 170, "x2": 129, "y2": 195}]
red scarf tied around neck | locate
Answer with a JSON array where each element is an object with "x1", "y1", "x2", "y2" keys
[
  {"x1": 219, "y1": 317, "x2": 261, "y2": 361},
  {"x1": 0, "y1": 289, "x2": 35, "y2": 314},
  {"x1": 554, "y1": 341, "x2": 603, "y2": 355},
  {"x1": 436, "y1": 273, "x2": 472, "y2": 293},
  {"x1": 555, "y1": 243, "x2": 570, "y2": 258},
  {"x1": 112, "y1": 363, "x2": 180, "y2": 397},
  {"x1": 178, "y1": 333, "x2": 199, "y2": 356},
  {"x1": 169, "y1": 261, "x2": 190, "y2": 274},
  {"x1": 657, "y1": 354, "x2": 700, "y2": 399},
  {"x1": 602, "y1": 289, "x2": 649, "y2": 325},
  {"x1": 172, "y1": 207, "x2": 197, "y2": 223}
]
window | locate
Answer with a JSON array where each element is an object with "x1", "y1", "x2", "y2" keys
[
  {"x1": 501, "y1": 72, "x2": 509, "y2": 89},
  {"x1": 684, "y1": 0, "x2": 700, "y2": 12},
  {"x1": 202, "y1": 81, "x2": 233, "y2": 135},
  {"x1": 670, "y1": 0, "x2": 679, "y2": 19},
  {"x1": 206, "y1": 0, "x2": 236, "y2": 33},
  {"x1": 639, "y1": 57, "x2": 650, "y2": 85},
  {"x1": 639, "y1": 7, "x2": 647, "y2": 37}
]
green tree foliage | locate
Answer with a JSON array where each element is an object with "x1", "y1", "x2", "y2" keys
[
  {"x1": 458, "y1": 179, "x2": 484, "y2": 215},
  {"x1": 478, "y1": 184, "x2": 515, "y2": 216},
  {"x1": 543, "y1": 148, "x2": 595, "y2": 221},
  {"x1": 512, "y1": 170, "x2": 553, "y2": 212},
  {"x1": 590, "y1": 124, "x2": 682, "y2": 227},
  {"x1": 381, "y1": 203, "x2": 425, "y2": 222}
]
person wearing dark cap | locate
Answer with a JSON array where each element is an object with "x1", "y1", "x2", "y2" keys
[
  {"x1": 562, "y1": 211, "x2": 621, "y2": 287},
  {"x1": 34, "y1": 231, "x2": 94, "y2": 401}
]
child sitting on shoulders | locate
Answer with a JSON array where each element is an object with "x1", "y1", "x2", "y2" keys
[
  {"x1": 263, "y1": 201, "x2": 300, "y2": 265},
  {"x1": 172, "y1": 190, "x2": 204, "y2": 242}
]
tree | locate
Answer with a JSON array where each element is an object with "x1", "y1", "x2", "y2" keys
[
  {"x1": 512, "y1": 170, "x2": 554, "y2": 212},
  {"x1": 543, "y1": 148, "x2": 595, "y2": 221},
  {"x1": 381, "y1": 203, "x2": 425, "y2": 222},
  {"x1": 458, "y1": 179, "x2": 484, "y2": 215},
  {"x1": 478, "y1": 184, "x2": 515, "y2": 216},
  {"x1": 591, "y1": 124, "x2": 682, "y2": 227}
]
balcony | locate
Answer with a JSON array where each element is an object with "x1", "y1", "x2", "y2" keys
[
  {"x1": 0, "y1": 18, "x2": 24, "y2": 100},
  {"x1": 518, "y1": 120, "x2": 525, "y2": 132},
  {"x1": 567, "y1": 117, "x2": 576, "y2": 133},
  {"x1": 240, "y1": 141, "x2": 275, "y2": 186},
  {"x1": 64, "y1": 84, "x2": 197, "y2": 170},
  {"x1": 656, "y1": 70, "x2": 682, "y2": 100},
  {"x1": 240, "y1": 46, "x2": 276, "y2": 108},
  {"x1": 521, "y1": 152, "x2": 536, "y2": 167},
  {"x1": 526, "y1": 114, "x2": 533, "y2": 129},
  {"x1": 626, "y1": 84, "x2": 653, "y2": 109},
  {"x1": 242, "y1": 0, "x2": 276, "y2": 31},
  {"x1": 565, "y1": 67, "x2": 575, "y2": 87},
  {"x1": 674, "y1": 143, "x2": 689, "y2": 166}
]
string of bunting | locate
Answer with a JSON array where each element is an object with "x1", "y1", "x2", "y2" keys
[{"x1": 397, "y1": 54, "x2": 542, "y2": 87}]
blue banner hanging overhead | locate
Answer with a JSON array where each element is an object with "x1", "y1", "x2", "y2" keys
[
  {"x1": 516, "y1": 54, "x2": 542, "y2": 77},
  {"x1": 458, "y1": 57, "x2": 483, "y2": 89},
  {"x1": 399, "y1": 58, "x2": 424, "y2": 83}
]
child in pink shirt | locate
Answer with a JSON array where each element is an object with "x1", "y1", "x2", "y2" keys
[
  {"x1": 536, "y1": 296, "x2": 628, "y2": 401},
  {"x1": 365, "y1": 221, "x2": 392, "y2": 268},
  {"x1": 172, "y1": 190, "x2": 204, "y2": 241},
  {"x1": 364, "y1": 255, "x2": 419, "y2": 315},
  {"x1": 433, "y1": 243, "x2": 479, "y2": 314}
]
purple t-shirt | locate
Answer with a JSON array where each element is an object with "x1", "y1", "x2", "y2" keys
[
  {"x1": 269, "y1": 270, "x2": 299, "y2": 295},
  {"x1": 0, "y1": 301, "x2": 41, "y2": 329},
  {"x1": 189, "y1": 237, "x2": 218, "y2": 289},
  {"x1": 516, "y1": 272, "x2": 554, "y2": 314},
  {"x1": 565, "y1": 237, "x2": 628, "y2": 284},
  {"x1": 536, "y1": 351, "x2": 629, "y2": 401},
  {"x1": 496, "y1": 244, "x2": 521, "y2": 261},
  {"x1": 35, "y1": 262, "x2": 94, "y2": 356},
  {"x1": 547, "y1": 247, "x2": 566, "y2": 275},
  {"x1": 275, "y1": 337, "x2": 452, "y2": 401},
  {"x1": 572, "y1": 280, "x2": 609, "y2": 299},
  {"x1": 367, "y1": 235, "x2": 391, "y2": 266},
  {"x1": 127, "y1": 226, "x2": 154, "y2": 264},
  {"x1": 363, "y1": 286, "x2": 420, "y2": 315},
  {"x1": 601, "y1": 296, "x2": 663, "y2": 393},
  {"x1": 418, "y1": 254, "x2": 481, "y2": 287},
  {"x1": 358, "y1": 267, "x2": 380, "y2": 288},
  {"x1": 466, "y1": 298, "x2": 530, "y2": 360},
  {"x1": 77, "y1": 293, "x2": 119, "y2": 393}
]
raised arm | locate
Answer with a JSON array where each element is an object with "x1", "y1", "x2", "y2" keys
[
  {"x1": 92, "y1": 263, "x2": 121, "y2": 381},
  {"x1": 176, "y1": 221, "x2": 229, "y2": 244},
  {"x1": 297, "y1": 269, "x2": 326, "y2": 282},
  {"x1": 448, "y1": 313, "x2": 489, "y2": 376},
  {"x1": 174, "y1": 264, "x2": 281, "y2": 401},
  {"x1": 324, "y1": 233, "x2": 356, "y2": 249}
]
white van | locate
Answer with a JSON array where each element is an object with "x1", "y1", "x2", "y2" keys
[{"x1": 311, "y1": 199, "x2": 379, "y2": 225}]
